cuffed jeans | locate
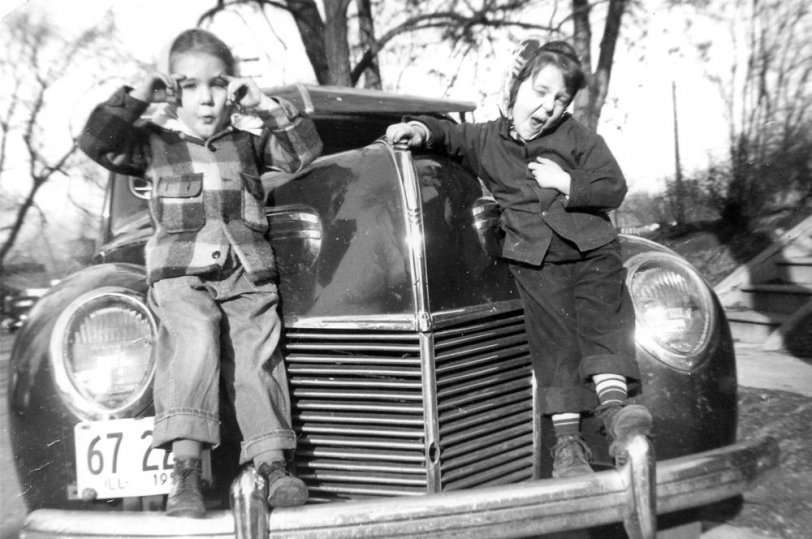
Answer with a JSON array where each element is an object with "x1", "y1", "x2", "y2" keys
[
  {"x1": 148, "y1": 266, "x2": 296, "y2": 465},
  {"x1": 509, "y1": 240, "x2": 640, "y2": 415}
]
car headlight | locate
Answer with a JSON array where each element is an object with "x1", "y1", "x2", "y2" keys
[
  {"x1": 626, "y1": 252, "x2": 715, "y2": 371},
  {"x1": 50, "y1": 287, "x2": 157, "y2": 419}
]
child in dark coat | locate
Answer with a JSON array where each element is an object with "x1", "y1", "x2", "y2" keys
[
  {"x1": 79, "y1": 28, "x2": 322, "y2": 516},
  {"x1": 386, "y1": 38, "x2": 651, "y2": 478}
]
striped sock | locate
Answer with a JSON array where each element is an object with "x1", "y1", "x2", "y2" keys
[
  {"x1": 552, "y1": 412, "x2": 581, "y2": 438},
  {"x1": 593, "y1": 373, "x2": 628, "y2": 407}
]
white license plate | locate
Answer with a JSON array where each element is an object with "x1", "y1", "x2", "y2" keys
[{"x1": 74, "y1": 417, "x2": 210, "y2": 499}]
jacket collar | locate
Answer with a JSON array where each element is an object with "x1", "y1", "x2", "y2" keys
[{"x1": 498, "y1": 112, "x2": 571, "y2": 143}]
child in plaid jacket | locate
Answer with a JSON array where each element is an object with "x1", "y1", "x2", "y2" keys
[{"x1": 79, "y1": 28, "x2": 322, "y2": 517}]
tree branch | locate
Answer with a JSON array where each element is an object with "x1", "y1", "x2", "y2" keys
[{"x1": 350, "y1": 10, "x2": 556, "y2": 85}]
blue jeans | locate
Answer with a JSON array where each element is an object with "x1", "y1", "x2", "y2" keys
[{"x1": 148, "y1": 266, "x2": 296, "y2": 465}]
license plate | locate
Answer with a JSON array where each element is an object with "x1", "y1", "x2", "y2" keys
[{"x1": 74, "y1": 417, "x2": 210, "y2": 499}]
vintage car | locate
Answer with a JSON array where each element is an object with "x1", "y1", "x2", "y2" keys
[
  {"x1": 8, "y1": 85, "x2": 778, "y2": 539},
  {"x1": 1, "y1": 285, "x2": 49, "y2": 332}
]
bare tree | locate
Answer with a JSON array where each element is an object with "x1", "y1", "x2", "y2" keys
[
  {"x1": 0, "y1": 11, "x2": 120, "y2": 269},
  {"x1": 699, "y1": 0, "x2": 812, "y2": 228},
  {"x1": 199, "y1": 1, "x2": 560, "y2": 86},
  {"x1": 571, "y1": 0, "x2": 628, "y2": 130},
  {"x1": 355, "y1": 0, "x2": 381, "y2": 88},
  {"x1": 197, "y1": 1, "x2": 632, "y2": 129}
]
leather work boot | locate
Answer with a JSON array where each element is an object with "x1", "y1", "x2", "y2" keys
[
  {"x1": 551, "y1": 435, "x2": 594, "y2": 478},
  {"x1": 596, "y1": 403, "x2": 653, "y2": 465},
  {"x1": 166, "y1": 457, "x2": 206, "y2": 518},
  {"x1": 257, "y1": 462, "x2": 309, "y2": 508}
]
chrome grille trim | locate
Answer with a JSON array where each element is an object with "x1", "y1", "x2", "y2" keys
[
  {"x1": 297, "y1": 447, "x2": 425, "y2": 463},
  {"x1": 287, "y1": 328, "x2": 426, "y2": 500},
  {"x1": 294, "y1": 400, "x2": 423, "y2": 413},
  {"x1": 438, "y1": 377, "x2": 532, "y2": 410},
  {"x1": 441, "y1": 403, "x2": 533, "y2": 444},
  {"x1": 434, "y1": 309, "x2": 537, "y2": 491},
  {"x1": 441, "y1": 408, "x2": 532, "y2": 448},
  {"x1": 286, "y1": 305, "x2": 537, "y2": 500},
  {"x1": 297, "y1": 411, "x2": 424, "y2": 426},
  {"x1": 442, "y1": 423, "x2": 534, "y2": 464}
]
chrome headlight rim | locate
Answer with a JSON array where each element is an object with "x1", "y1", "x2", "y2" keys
[
  {"x1": 49, "y1": 286, "x2": 157, "y2": 420},
  {"x1": 625, "y1": 252, "x2": 716, "y2": 372}
]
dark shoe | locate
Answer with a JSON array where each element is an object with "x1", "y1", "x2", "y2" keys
[
  {"x1": 257, "y1": 462, "x2": 308, "y2": 508},
  {"x1": 551, "y1": 435, "x2": 594, "y2": 478},
  {"x1": 166, "y1": 457, "x2": 206, "y2": 518},
  {"x1": 596, "y1": 403, "x2": 653, "y2": 464}
]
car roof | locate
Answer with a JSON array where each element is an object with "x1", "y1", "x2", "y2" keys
[{"x1": 264, "y1": 83, "x2": 477, "y2": 118}]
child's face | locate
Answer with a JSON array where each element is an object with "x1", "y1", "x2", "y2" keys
[
  {"x1": 511, "y1": 64, "x2": 571, "y2": 140},
  {"x1": 171, "y1": 52, "x2": 231, "y2": 139}
]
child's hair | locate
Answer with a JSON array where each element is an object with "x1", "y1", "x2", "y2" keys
[
  {"x1": 507, "y1": 40, "x2": 586, "y2": 110},
  {"x1": 169, "y1": 29, "x2": 237, "y2": 76}
]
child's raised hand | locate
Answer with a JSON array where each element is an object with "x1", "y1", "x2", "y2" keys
[
  {"x1": 224, "y1": 75, "x2": 263, "y2": 109},
  {"x1": 132, "y1": 72, "x2": 185, "y2": 104},
  {"x1": 528, "y1": 157, "x2": 571, "y2": 196},
  {"x1": 386, "y1": 122, "x2": 427, "y2": 148}
]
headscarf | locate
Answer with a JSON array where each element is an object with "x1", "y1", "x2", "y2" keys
[
  {"x1": 499, "y1": 36, "x2": 546, "y2": 117},
  {"x1": 499, "y1": 37, "x2": 585, "y2": 118}
]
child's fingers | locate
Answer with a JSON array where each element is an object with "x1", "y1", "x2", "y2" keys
[
  {"x1": 161, "y1": 73, "x2": 185, "y2": 103},
  {"x1": 142, "y1": 72, "x2": 179, "y2": 103},
  {"x1": 226, "y1": 78, "x2": 251, "y2": 105},
  {"x1": 386, "y1": 124, "x2": 411, "y2": 144}
]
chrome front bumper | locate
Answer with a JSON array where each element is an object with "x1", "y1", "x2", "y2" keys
[{"x1": 21, "y1": 435, "x2": 778, "y2": 539}]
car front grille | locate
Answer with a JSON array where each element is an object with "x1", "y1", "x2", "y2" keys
[{"x1": 286, "y1": 306, "x2": 536, "y2": 502}]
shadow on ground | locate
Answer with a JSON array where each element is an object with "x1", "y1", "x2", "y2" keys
[{"x1": 700, "y1": 387, "x2": 812, "y2": 539}]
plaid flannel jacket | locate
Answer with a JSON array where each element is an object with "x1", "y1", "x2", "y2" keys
[{"x1": 79, "y1": 87, "x2": 323, "y2": 284}]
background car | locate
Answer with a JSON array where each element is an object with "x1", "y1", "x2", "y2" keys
[
  {"x1": 8, "y1": 85, "x2": 777, "y2": 539},
  {"x1": 1, "y1": 285, "x2": 49, "y2": 332}
]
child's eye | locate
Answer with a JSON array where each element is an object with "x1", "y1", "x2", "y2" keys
[
  {"x1": 212, "y1": 77, "x2": 228, "y2": 88},
  {"x1": 180, "y1": 81, "x2": 197, "y2": 90}
]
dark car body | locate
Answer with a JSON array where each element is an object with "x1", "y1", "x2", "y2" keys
[{"x1": 8, "y1": 85, "x2": 777, "y2": 538}]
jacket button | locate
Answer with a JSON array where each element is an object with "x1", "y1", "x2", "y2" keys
[
  {"x1": 542, "y1": 211, "x2": 548, "y2": 217},
  {"x1": 223, "y1": 216, "x2": 230, "y2": 224},
  {"x1": 212, "y1": 251, "x2": 221, "y2": 259}
]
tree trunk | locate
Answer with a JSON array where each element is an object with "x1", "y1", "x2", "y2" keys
[
  {"x1": 287, "y1": 0, "x2": 330, "y2": 85},
  {"x1": 572, "y1": 0, "x2": 627, "y2": 131},
  {"x1": 354, "y1": 0, "x2": 381, "y2": 89},
  {"x1": 322, "y1": 0, "x2": 353, "y2": 86}
]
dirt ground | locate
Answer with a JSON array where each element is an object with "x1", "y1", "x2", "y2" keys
[{"x1": 700, "y1": 387, "x2": 812, "y2": 539}]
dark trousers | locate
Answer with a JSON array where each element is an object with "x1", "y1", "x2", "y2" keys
[{"x1": 509, "y1": 238, "x2": 639, "y2": 416}]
